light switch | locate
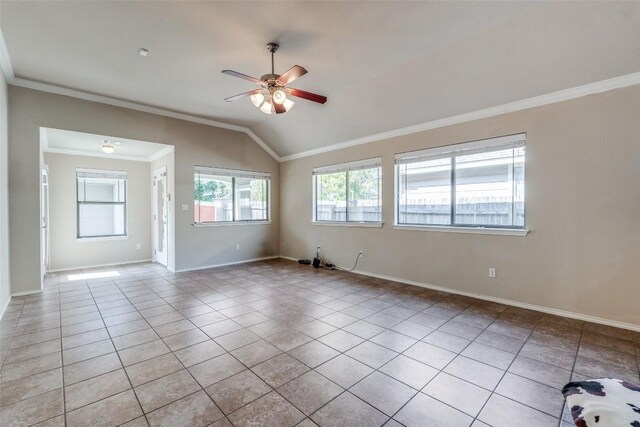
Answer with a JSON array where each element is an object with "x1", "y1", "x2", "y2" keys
[{"x1": 181, "y1": 204, "x2": 189, "y2": 211}]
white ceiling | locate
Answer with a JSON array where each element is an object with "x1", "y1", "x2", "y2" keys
[
  {"x1": 43, "y1": 127, "x2": 172, "y2": 162},
  {"x1": 2, "y1": 2, "x2": 640, "y2": 158}
]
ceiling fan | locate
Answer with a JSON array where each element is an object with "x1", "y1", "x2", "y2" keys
[{"x1": 222, "y1": 42, "x2": 327, "y2": 115}]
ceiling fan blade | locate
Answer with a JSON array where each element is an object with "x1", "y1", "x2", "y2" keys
[
  {"x1": 274, "y1": 103, "x2": 286, "y2": 114},
  {"x1": 287, "y1": 88, "x2": 327, "y2": 104},
  {"x1": 276, "y1": 65, "x2": 307, "y2": 86},
  {"x1": 224, "y1": 89, "x2": 263, "y2": 102},
  {"x1": 222, "y1": 70, "x2": 265, "y2": 86}
]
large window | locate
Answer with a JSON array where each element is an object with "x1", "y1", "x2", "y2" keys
[
  {"x1": 194, "y1": 166, "x2": 270, "y2": 224},
  {"x1": 313, "y1": 158, "x2": 382, "y2": 223},
  {"x1": 76, "y1": 169, "x2": 127, "y2": 238},
  {"x1": 396, "y1": 134, "x2": 525, "y2": 229}
]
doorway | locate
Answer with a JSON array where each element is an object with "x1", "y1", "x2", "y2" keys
[{"x1": 153, "y1": 167, "x2": 168, "y2": 266}]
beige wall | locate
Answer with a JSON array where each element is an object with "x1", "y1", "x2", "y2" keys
[
  {"x1": 8, "y1": 86, "x2": 279, "y2": 294},
  {"x1": 280, "y1": 85, "x2": 640, "y2": 327},
  {"x1": 43, "y1": 153, "x2": 152, "y2": 271},
  {"x1": 0, "y1": 70, "x2": 9, "y2": 314},
  {"x1": 150, "y1": 150, "x2": 175, "y2": 271}
]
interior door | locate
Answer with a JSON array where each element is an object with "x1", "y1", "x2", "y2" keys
[{"x1": 153, "y1": 169, "x2": 168, "y2": 266}]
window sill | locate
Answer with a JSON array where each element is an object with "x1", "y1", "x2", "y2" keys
[
  {"x1": 393, "y1": 225, "x2": 529, "y2": 236},
  {"x1": 193, "y1": 221, "x2": 272, "y2": 228},
  {"x1": 312, "y1": 221, "x2": 384, "y2": 228},
  {"x1": 76, "y1": 235, "x2": 129, "y2": 242}
]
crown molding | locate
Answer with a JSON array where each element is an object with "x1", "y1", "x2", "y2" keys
[
  {"x1": 10, "y1": 77, "x2": 282, "y2": 162},
  {"x1": 279, "y1": 71, "x2": 640, "y2": 162},
  {"x1": 147, "y1": 145, "x2": 175, "y2": 163},
  {"x1": 11, "y1": 69, "x2": 640, "y2": 164},
  {"x1": 0, "y1": 27, "x2": 14, "y2": 82}
]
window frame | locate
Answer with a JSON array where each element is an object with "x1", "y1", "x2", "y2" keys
[
  {"x1": 193, "y1": 166, "x2": 271, "y2": 226},
  {"x1": 76, "y1": 168, "x2": 128, "y2": 239},
  {"x1": 394, "y1": 134, "x2": 527, "y2": 233},
  {"x1": 312, "y1": 157, "x2": 383, "y2": 226}
]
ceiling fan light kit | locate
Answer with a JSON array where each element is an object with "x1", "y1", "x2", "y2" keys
[{"x1": 222, "y1": 42, "x2": 327, "y2": 115}]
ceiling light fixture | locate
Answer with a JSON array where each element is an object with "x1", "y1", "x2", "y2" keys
[{"x1": 102, "y1": 141, "x2": 115, "y2": 154}]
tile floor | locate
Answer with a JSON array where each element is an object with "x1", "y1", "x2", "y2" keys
[{"x1": 1, "y1": 259, "x2": 639, "y2": 427}]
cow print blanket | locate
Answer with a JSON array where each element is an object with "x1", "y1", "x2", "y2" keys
[{"x1": 562, "y1": 378, "x2": 640, "y2": 427}]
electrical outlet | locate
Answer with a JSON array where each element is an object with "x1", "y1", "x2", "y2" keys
[
  {"x1": 181, "y1": 204, "x2": 189, "y2": 211},
  {"x1": 359, "y1": 250, "x2": 364, "y2": 258},
  {"x1": 235, "y1": 244, "x2": 240, "y2": 251},
  {"x1": 136, "y1": 243, "x2": 141, "y2": 250},
  {"x1": 489, "y1": 268, "x2": 496, "y2": 278}
]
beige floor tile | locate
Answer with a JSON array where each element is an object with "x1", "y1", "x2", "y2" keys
[
  {"x1": 228, "y1": 391, "x2": 305, "y2": 427},
  {"x1": 230, "y1": 339, "x2": 282, "y2": 367},
  {"x1": 63, "y1": 339, "x2": 114, "y2": 365},
  {"x1": 206, "y1": 370, "x2": 272, "y2": 415},
  {"x1": 112, "y1": 328, "x2": 160, "y2": 350},
  {"x1": 188, "y1": 353, "x2": 245, "y2": 388},
  {"x1": 278, "y1": 371, "x2": 343, "y2": 415},
  {"x1": 174, "y1": 339, "x2": 225, "y2": 367},
  {"x1": 315, "y1": 354, "x2": 373, "y2": 388},
  {"x1": 345, "y1": 341, "x2": 398, "y2": 369},
  {"x1": 310, "y1": 392, "x2": 388, "y2": 427},
  {"x1": 163, "y1": 328, "x2": 209, "y2": 351},
  {"x1": 0, "y1": 388, "x2": 64, "y2": 427},
  {"x1": 65, "y1": 368, "x2": 131, "y2": 411},
  {"x1": 66, "y1": 389, "x2": 142, "y2": 427},
  {"x1": 288, "y1": 340, "x2": 339, "y2": 368},
  {"x1": 252, "y1": 353, "x2": 309, "y2": 388},
  {"x1": 125, "y1": 353, "x2": 183, "y2": 387},
  {"x1": 495, "y1": 373, "x2": 565, "y2": 417},
  {"x1": 477, "y1": 394, "x2": 558, "y2": 427},
  {"x1": 0, "y1": 352, "x2": 62, "y2": 383},
  {"x1": 118, "y1": 339, "x2": 170, "y2": 366},
  {"x1": 379, "y1": 355, "x2": 438, "y2": 390},
  {"x1": 423, "y1": 372, "x2": 490, "y2": 417},
  {"x1": 146, "y1": 390, "x2": 223, "y2": 427},
  {"x1": 0, "y1": 368, "x2": 63, "y2": 406},
  {"x1": 404, "y1": 341, "x2": 456, "y2": 369},
  {"x1": 394, "y1": 392, "x2": 473, "y2": 427},
  {"x1": 134, "y1": 369, "x2": 201, "y2": 413},
  {"x1": 9, "y1": 328, "x2": 61, "y2": 349},
  {"x1": 350, "y1": 372, "x2": 415, "y2": 416},
  {"x1": 63, "y1": 352, "x2": 122, "y2": 385},
  {"x1": 4, "y1": 339, "x2": 61, "y2": 365}
]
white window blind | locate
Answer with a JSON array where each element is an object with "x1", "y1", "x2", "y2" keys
[
  {"x1": 313, "y1": 157, "x2": 382, "y2": 175},
  {"x1": 194, "y1": 166, "x2": 270, "y2": 224},
  {"x1": 313, "y1": 158, "x2": 382, "y2": 223},
  {"x1": 76, "y1": 169, "x2": 127, "y2": 238},
  {"x1": 194, "y1": 166, "x2": 270, "y2": 180},
  {"x1": 396, "y1": 134, "x2": 526, "y2": 229},
  {"x1": 395, "y1": 133, "x2": 526, "y2": 165}
]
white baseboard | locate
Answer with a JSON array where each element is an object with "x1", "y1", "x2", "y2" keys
[
  {"x1": 47, "y1": 258, "x2": 153, "y2": 273},
  {"x1": 173, "y1": 255, "x2": 280, "y2": 273},
  {"x1": 0, "y1": 298, "x2": 10, "y2": 321},
  {"x1": 11, "y1": 289, "x2": 42, "y2": 297},
  {"x1": 277, "y1": 255, "x2": 640, "y2": 333}
]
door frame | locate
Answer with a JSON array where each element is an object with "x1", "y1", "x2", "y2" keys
[
  {"x1": 40, "y1": 165, "x2": 50, "y2": 280},
  {"x1": 152, "y1": 166, "x2": 168, "y2": 266}
]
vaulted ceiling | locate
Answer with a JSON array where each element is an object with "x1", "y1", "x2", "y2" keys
[{"x1": 2, "y1": 1, "x2": 639, "y2": 158}]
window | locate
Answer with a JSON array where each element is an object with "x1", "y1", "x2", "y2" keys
[
  {"x1": 313, "y1": 158, "x2": 382, "y2": 223},
  {"x1": 76, "y1": 169, "x2": 127, "y2": 238},
  {"x1": 396, "y1": 134, "x2": 525, "y2": 229},
  {"x1": 194, "y1": 166, "x2": 270, "y2": 224}
]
